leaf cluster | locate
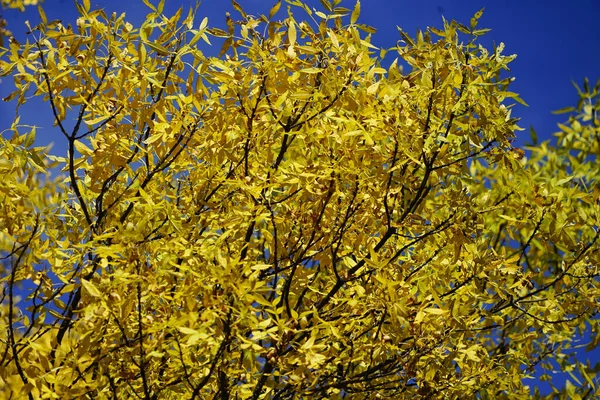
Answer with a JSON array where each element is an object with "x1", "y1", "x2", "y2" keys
[{"x1": 0, "y1": 1, "x2": 598, "y2": 399}]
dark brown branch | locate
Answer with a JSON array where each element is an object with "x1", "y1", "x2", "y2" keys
[
  {"x1": 190, "y1": 309, "x2": 233, "y2": 399},
  {"x1": 5, "y1": 216, "x2": 39, "y2": 400},
  {"x1": 136, "y1": 272, "x2": 152, "y2": 400}
]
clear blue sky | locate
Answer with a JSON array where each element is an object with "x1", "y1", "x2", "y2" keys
[{"x1": 1, "y1": 0, "x2": 599, "y2": 396}]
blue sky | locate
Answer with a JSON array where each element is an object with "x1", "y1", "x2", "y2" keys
[{"x1": 1, "y1": 0, "x2": 599, "y2": 396}]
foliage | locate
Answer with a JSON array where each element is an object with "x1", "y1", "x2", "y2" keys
[
  {"x1": 1, "y1": 0, "x2": 41, "y2": 12},
  {"x1": 0, "y1": 0, "x2": 599, "y2": 398}
]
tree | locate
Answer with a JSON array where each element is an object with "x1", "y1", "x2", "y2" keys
[{"x1": 0, "y1": 0, "x2": 598, "y2": 398}]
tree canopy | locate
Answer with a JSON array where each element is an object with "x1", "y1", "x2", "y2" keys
[{"x1": 0, "y1": 0, "x2": 599, "y2": 398}]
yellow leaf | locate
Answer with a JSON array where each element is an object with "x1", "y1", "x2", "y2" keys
[
  {"x1": 288, "y1": 20, "x2": 297, "y2": 47},
  {"x1": 74, "y1": 140, "x2": 94, "y2": 156},
  {"x1": 144, "y1": 40, "x2": 170, "y2": 56},
  {"x1": 231, "y1": 0, "x2": 246, "y2": 18},
  {"x1": 141, "y1": 0, "x2": 157, "y2": 12},
  {"x1": 350, "y1": 0, "x2": 360, "y2": 24},
  {"x1": 207, "y1": 27, "x2": 230, "y2": 37},
  {"x1": 360, "y1": 39, "x2": 378, "y2": 50},
  {"x1": 81, "y1": 279, "x2": 102, "y2": 298},
  {"x1": 269, "y1": 1, "x2": 281, "y2": 19},
  {"x1": 199, "y1": 17, "x2": 208, "y2": 30},
  {"x1": 328, "y1": 29, "x2": 339, "y2": 49},
  {"x1": 287, "y1": 45, "x2": 296, "y2": 59},
  {"x1": 424, "y1": 307, "x2": 447, "y2": 315},
  {"x1": 367, "y1": 81, "x2": 380, "y2": 95},
  {"x1": 453, "y1": 73, "x2": 462, "y2": 87},
  {"x1": 144, "y1": 132, "x2": 165, "y2": 145},
  {"x1": 0, "y1": 159, "x2": 13, "y2": 171},
  {"x1": 178, "y1": 327, "x2": 198, "y2": 335},
  {"x1": 251, "y1": 264, "x2": 271, "y2": 271},
  {"x1": 301, "y1": 334, "x2": 316, "y2": 351},
  {"x1": 38, "y1": 4, "x2": 47, "y2": 24},
  {"x1": 300, "y1": 68, "x2": 323, "y2": 74},
  {"x1": 414, "y1": 310, "x2": 425, "y2": 324},
  {"x1": 464, "y1": 346, "x2": 481, "y2": 362},
  {"x1": 139, "y1": 43, "x2": 147, "y2": 63}
]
